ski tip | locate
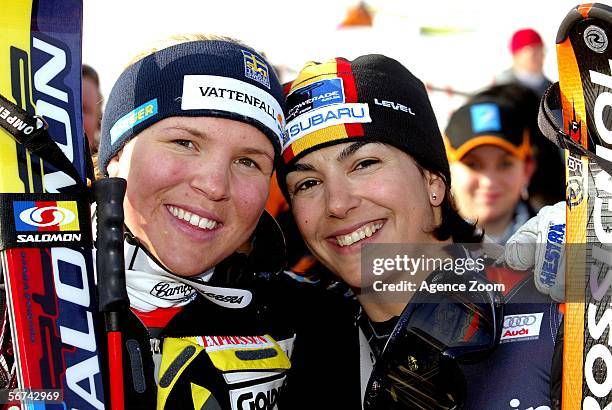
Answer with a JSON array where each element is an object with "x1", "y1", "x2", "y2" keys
[{"x1": 556, "y1": 3, "x2": 612, "y2": 45}]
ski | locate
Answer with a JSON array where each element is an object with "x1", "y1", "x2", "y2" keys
[
  {"x1": 550, "y1": 3, "x2": 612, "y2": 409},
  {"x1": 0, "y1": 1, "x2": 106, "y2": 409}
]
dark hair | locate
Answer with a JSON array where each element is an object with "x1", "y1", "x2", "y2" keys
[
  {"x1": 282, "y1": 140, "x2": 483, "y2": 244},
  {"x1": 82, "y1": 64, "x2": 100, "y2": 86},
  {"x1": 413, "y1": 160, "x2": 483, "y2": 244},
  {"x1": 471, "y1": 83, "x2": 565, "y2": 206}
]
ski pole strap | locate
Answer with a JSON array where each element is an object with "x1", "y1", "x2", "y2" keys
[
  {"x1": 0, "y1": 93, "x2": 85, "y2": 188},
  {"x1": 0, "y1": 192, "x2": 92, "y2": 250},
  {"x1": 538, "y1": 82, "x2": 612, "y2": 176}
]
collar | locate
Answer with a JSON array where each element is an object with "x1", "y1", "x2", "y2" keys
[
  {"x1": 488, "y1": 201, "x2": 533, "y2": 245},
  {"x1": 207, "y1": 210, "x2": 287, "y2": 285},
  {"x1": 95, "y1": 210, "x2": 287, "y2": 312}
]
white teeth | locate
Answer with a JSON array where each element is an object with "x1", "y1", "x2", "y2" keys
[
  {"x1": 168, "y1": 206, "x2": 218, "y2": 230},
  {"x1": 189, "y1": 214, "x2": 199, "y2": 225},
  {"x1": 335, "y1": 222, "x2": 383, "y2": 247}
]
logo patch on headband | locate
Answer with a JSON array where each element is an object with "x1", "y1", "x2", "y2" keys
[
  {"x1": 470, "y1": 103, "x2": 501, "y2": 134},
  {"x1": 282, "y1": 103, "x2": 371, "y2": 150},
  {"x1": 181, "y1": 75, "x2": 284, "y2": 147},
  {"x1": 110, "y1": 99, "x2": 158, "y2": 145},
  {"x1": 242, "y1": 50, "x2": 271, "y2": 89},
  {"x1": 286, "y1": 78, "x2": 345, "y2": 122}
]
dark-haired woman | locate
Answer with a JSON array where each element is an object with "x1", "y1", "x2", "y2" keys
[{"x1": 279, "y1": 55, "x2": 561, "y2": 409}]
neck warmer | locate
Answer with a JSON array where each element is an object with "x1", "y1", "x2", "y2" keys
[
  {"x1": 92, "y1": 208, "x2": 286, "y2": 313},
  {"x1": 122, "y1": 233, "x2": 253, "y2": 312}
]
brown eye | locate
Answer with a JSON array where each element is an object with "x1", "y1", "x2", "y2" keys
[
  {"x1": 295, "y1": 179, "x2": 320, "y2": 192},
  {"x1": 236, "y1": 157, "x2": 259, "y2": 169},
  {"x1": 354, "y1": 159, "x2": 379, "y2": 170},
  {"x1": 173, "y1": 139, "x2": 195, "y2": 149},
  {"x1": 463, "y1": 160, "x2": 482, "y2": 171}
]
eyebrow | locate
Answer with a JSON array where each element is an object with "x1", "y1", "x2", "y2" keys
[
  {"x1": 336, "y1": 141, "x2": 371, "y2": 162},
  {"x1": 241, "y1": 147, "x2": 273, "y2": 161},
  {"x1": 165, "y1": 125, "x2": 206, "y2": 137},
  {"x1": 166, "y1": 126, "x2": 273, "y2": 160},
  {"x1": 287, "y1": 141, "x2": 376, "y2": 174},
  {"x1": 291, "y1": 163, "x2": 315, "y2": 172}
]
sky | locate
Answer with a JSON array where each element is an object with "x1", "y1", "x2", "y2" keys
[{"x1": 82, "y1": 0, "x2": 602, "y2": 128}]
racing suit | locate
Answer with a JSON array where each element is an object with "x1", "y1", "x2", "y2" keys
[
  {"x1": 461, "y1": 271, "x2": 562, "y2": 410},
  {"x1": 100, "y1": 212, "x2": 311, "y2": 409},
  {"x1": 285, "y1": 262, "x2": 562, "y2": 409}
]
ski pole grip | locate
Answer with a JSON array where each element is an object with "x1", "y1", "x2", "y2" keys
[{"x1": 95, "y1": 177, "x2": 129, "y2": 313}]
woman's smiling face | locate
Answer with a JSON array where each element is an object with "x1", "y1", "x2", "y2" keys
[
  {"x1": 107, "y1": 116, "x2": 274, "y2": 277},
  {"x1": 450, "y1": 145, "x2": 531, "y2": 227},
  {"x1": 286, "y1": 142, "x2": 445, "y2": 288}
]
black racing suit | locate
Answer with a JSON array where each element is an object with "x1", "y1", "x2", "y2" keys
[
  {"x1": 461, "y1": 275, "x2": 562, "y2": 409},
  {"x1": 102, "y1": 212, "x2": 316, "y2": 409},
  {"x1": 285, "y1": 265, "x2": 562, "y2": 409}
]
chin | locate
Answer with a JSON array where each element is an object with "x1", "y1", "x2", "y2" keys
[
  {"x1": 475, "y1": 208, "x2": 497, "y2": 223},
  {"x1": 171, "y1": 268, "x2": 204, "y2": 278},
  {"x1": 160, "y1": 254, "x2": 215, "y2": 277},
  {"x1": 484, "y1": 211, "x2": 508, "y2": 224},
  {"x1": 335, "y1": 270, "x2": 362, "y2": 289}
]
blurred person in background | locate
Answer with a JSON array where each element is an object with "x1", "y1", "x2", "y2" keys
[
  {"x1": 495, "y1": 28, "x2": 552, "y2": 97},
  {"x1": 474, "y1": 84, "x2": 565, "y2": 209},
  {"x1": 445, "y1": 94, "x2": 536, "y2": 244},
  {"x1": 82, "y1": 64, "x2": 103, "y2": 154}
]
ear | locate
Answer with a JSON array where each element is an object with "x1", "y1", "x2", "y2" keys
[
  {"x1": 425, "y1": 171, "x2": 446, "y2": 207},
  {"x1": 524, "y1": 156, "x2": 536, "y2": 181},
  {"x1": 106, "y1": 151, "x2": 122, "y2": 177}
]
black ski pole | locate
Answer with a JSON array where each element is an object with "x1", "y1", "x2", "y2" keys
[{"x1": 94, "y1": 177, "x2": 128, "y2": 410}]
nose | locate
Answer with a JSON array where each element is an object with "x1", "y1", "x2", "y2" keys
[
  {"x1": 325, "y1": 179, "x2": 360, "y2": 219},
  {"x1": 190, "y1": 159, "x2": 230, "y2": 201},
  {"x1": 478, "y1": 170, "x2": 496, "y2": 188}
]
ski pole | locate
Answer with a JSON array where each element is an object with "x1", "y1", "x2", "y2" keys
[{"x1": 95, "y1": 177, "x2": 129, "y2": 410}]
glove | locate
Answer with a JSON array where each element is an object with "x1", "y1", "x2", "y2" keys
[{"x1": 503, "y1": 201, "x2": 566, "y2": 302}]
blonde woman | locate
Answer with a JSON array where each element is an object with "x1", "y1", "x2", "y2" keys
[{"x1": 96, "y1": 34, "x2": 301, "y2": 409}]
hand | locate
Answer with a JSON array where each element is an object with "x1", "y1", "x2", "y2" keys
[{"x1": 503, "y1": 201, "x2": 566, "y2": 302}]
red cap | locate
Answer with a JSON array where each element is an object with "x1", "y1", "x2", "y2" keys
[{"x1": 510, "y1": 28, "x2": 543, "y2": 54}]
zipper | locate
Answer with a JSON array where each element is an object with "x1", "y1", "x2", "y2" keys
[{"x1": 150, "y1": 337, "x2": 162, "y2": 385}]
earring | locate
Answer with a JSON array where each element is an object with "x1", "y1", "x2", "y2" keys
[
  {"x1": 432, "y1": 193, "x2": 437, "y2": 201},
  {"x1": 521, "y1": 186, "x2": 529, "y2": 201}
]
